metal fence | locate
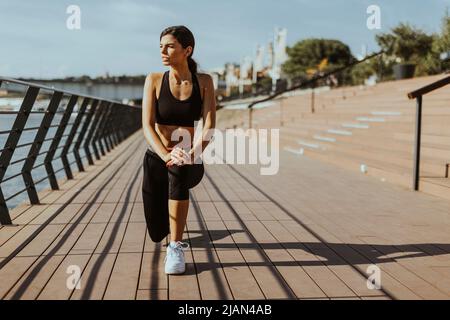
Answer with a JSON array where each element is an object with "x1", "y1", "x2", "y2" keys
[{"x1": 0, "y1": 77, "x2": 141, "y2": 225}]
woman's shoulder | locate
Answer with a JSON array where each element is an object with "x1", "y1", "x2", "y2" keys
[
  {"x1": 196, "y1": 73, "x2": 214, "y2": 87},
  {"x1": 144, "y1": 73, "x2": 165, "y2": 91},
  {"x1": 196, "y1": 72, "x2": 212, "y2": 80},
  {"x1": 146, "y1": 72, "x2": 164, "y2": 81}
]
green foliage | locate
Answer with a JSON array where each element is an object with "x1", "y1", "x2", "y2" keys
[
  {"x1": 252, "y1": 76, "x2": 272, "y2": 93},
  {"x1": 282, "y1": 38, "x2": 356, "y2": 83},
  {"x1": 375, "y1": 23, "x2": 434, "y2": 64},
  {"x1": 350, "y1": 60, "x2": 376, "y2": 85},
  {"x1": 431, "y1": 10, "x2": 450, "y2": 72}
]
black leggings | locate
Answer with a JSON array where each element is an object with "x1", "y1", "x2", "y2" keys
[{"x1": 142, "y1": 148, "x2": 204, "y2": 242}]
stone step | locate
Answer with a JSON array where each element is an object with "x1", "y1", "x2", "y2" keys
[
  {"x1": 371, "y1": 111, "x2": 402, "y2": 116},
  {"x1": 283, "y1": 146, "x2": 304, "y2": 155},
  {"x1": 326, "y1": 129, "x2": 353, "y2": 136},
  {"x1": 356, "y1": 116, "x2": 386, "y2": 122},
  {"x1": 313, "y1": 135, "x2": 336, "y2": 142},
  {"x1": 341, "y1": 123, "x2": 370, "y2": 129},
  {"x1": 297, "y1": 140, "x2": 323, "y2": 149}
]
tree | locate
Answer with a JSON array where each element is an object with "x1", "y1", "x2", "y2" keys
[
  {"x1": 431, "y1": 9, "x2": 450, "y2": 73},
  {"x1": 376, "y1": 23, "x2": 434, "y2": 64},
  {"x1": 350, "y1": 60, "x2": 376, "y2": 85},
  {"x1": 282, "y1": 38, "x2": 356, "y2": 86}
]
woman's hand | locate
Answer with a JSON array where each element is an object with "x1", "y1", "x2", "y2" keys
[
  {"x1": 166, "y1": 147, "x2": 192, "y2": 167},
  {"x1": 162, "y1": 150, "x2": 172, "y2": 164}
]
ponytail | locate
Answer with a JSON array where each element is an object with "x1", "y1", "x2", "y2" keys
[{"x1": 187, "y1": 56, "x2": 198, "y2": 74}]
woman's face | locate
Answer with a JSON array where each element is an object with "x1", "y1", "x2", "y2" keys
[{"x1": 160, "y1": 34, "x2": 192, "y2": 66}]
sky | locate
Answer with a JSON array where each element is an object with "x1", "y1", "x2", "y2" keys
[{"x1": 0, "y1": 0, "x2": 449, "y2": 78}]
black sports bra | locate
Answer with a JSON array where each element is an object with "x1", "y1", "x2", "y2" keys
[{"x1": 155, "y1": 70, "x2": 203, "y2": 127}]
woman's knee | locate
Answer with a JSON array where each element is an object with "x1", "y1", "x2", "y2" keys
[
  {"x1": 169, "y1": 188, "x2": 190, "y2": 200},
  {"x1": 168, "y1": 166, "x2": 190, "y2": 200}
]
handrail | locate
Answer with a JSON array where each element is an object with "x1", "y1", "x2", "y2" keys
[
  {"x1": 407, "y1": 74, "x2": 450, "y2": 191},
  {"x1": 0, "y1": 77, "x2": 141, "y2": 225},
  {"x1": 407, "y1": 75, "x2": 450, "y2": 99}
]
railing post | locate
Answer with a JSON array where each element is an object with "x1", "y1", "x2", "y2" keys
[
  {"x1": 311, "y1": 87, "x2": 315, "y2": 114},
  {"x1": 0, "y1": 86, "x2": 40, "y2": 224},
  {"x1": 86, "y1": 100, "x2": 108, "y2": 162},
  {"x1": 111, "y1": 105, "x2": 122, "y2": 146},
  {"x1": 74, "y1": 99, "x2": 99, "y2": 171},
  {"x1": 23, "y1": 91, "x2": 63, "y2": 202},
  {"x1": 108, "y1": 104, "x2": 119, "y2": 147},
  {"x1": 92, "y1": 102, "x2": 113, "y2": 156},
  {"x1": 413, "y1": 95, "x2": 423, "y2": 191},
  {"x1": 44, "y1": 94, "x2": 78, "y2": 187},
  {"x1": 248, "y1": 107, "x2": 253, "y2": 129},
  {"x1": 61, "y1": 97, "x2": 90, "y2": 179},
  {"x1": 92, "y1": 101, "x2": 111, "y2": 159},
  {"x1": 105, "y1": 103, "x2": 118, "y2": 150},
  {"x1": 116, "y1": 105, "x2": 125, "y2": 143}
]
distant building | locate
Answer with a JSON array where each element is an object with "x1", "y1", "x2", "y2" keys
[{"x1": 207, "y1": 26, "x2": 288, "y2": 97}]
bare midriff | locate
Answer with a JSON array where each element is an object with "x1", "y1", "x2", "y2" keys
[{"x1": 155, "y1": 123, "x2": 195, "y2": 149}]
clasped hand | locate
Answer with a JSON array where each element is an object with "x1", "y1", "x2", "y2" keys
[{"x1": 166, "y1": 146, "x2": 193, "y2": 167}]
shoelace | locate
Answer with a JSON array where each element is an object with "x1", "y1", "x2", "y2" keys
[{"x1": 165, "y1": 241, "x2": 190, "y2": 261}]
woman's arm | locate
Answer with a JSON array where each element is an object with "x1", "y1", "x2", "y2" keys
[
  {"x1": 142, "y1": 73, "x2": 171, "y2": 163},
  {"x1": 188, "y1": 74, "x2": 216, "y2": 162}
]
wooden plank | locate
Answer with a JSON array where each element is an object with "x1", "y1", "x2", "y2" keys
[
  {"x1": 5, "y1": 255, "x2": 65, "y2": 300},
  {"x1": 199, "y1": 219, "x2": 265, "y2": 300},
  {"x1": 94, "y1": 222, "x2": 128, "y2": 254},
  {"x1": 168, "y1": 229, "x2": 201, "y2": 300},
  {"x1": 103, "y1": 252, "x2": 142, "y2": 300},
  {"x1": 136, "y1": 289, "x2": 168, "y2": 300},
  {"x1": 70, "y1": 253, "x2": 117, "y2": 300},
  {"x1": 119, "y1": 222, "x2": 146, "y2": 253},
  {"x1": 70, "y1": 223, "x2": 108, "y2": 255},
  {"x1": 41, "y1": 223, "x2": 87, "y2": 256},
  {"x1": 50, "y1": 203, "x2": 85, "y2": 225},
  {"x1": 185, "y1": 220, "x2": 233, "y2": 300},
  {"x1": 223, "y1": 219, "x2": 311, "y2": 299},
  {"x1": 0, "y1": 256, "x2": 38, "y2": 298},
  {"x1": 0, "y1": 225, "x2": 40, "y2": 260},
  {"x1": 188, "y1": 249, "x2": 233, "y2": 299},
  {"x1": 37, "y1": 254, "x2": 91, "y2": 300},
  {"x1": 138, "y1": 251, "x2": 167, "y2": 291},
  {"x1": 213, "y1": 249, "x2": 265, "y2": 299},
  {"x1": 16, "y1": 224, "x2": 67, "y2": 257},
  {"x1": 0, "y1": 225, "x2": 25, "y2": 247}
]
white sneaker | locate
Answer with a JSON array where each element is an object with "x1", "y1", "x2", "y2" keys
[{"x1": 165, "y1": 241, "x2": 190, "y2": 274}]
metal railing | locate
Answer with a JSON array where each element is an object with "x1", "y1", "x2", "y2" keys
[
  {"x1": 0, "y1": 76, "x2": 141, "y2": 225},
  {"x1": 407, "y1": 74, "x2": 450, "y2": 191}
]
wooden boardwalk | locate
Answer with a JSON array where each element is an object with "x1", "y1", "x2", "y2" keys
[{"x1": 2, "y1": 130, "x2": 450, "y2": 300}]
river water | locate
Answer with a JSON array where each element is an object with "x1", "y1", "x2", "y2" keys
[{"x1": 1, "y1": 109, "x2": 89, "y2": 210}]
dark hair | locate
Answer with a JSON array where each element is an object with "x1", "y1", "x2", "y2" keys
[{"x1": 160, "y1": 25, "x2": 198, "y2": 74}]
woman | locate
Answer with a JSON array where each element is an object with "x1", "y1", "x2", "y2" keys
[{"x1": 141, "y1": 25, "x2": 216, "y2": 275}]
